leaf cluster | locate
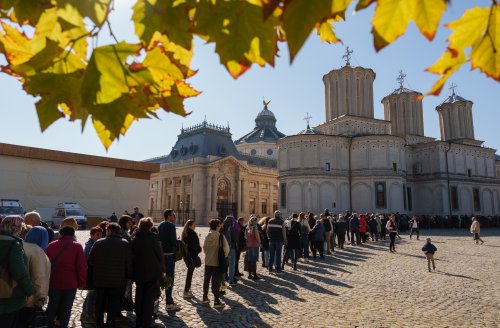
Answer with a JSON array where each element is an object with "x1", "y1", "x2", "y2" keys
[{"x1": 0, "y1": 0, "x2": 497, "y2": 148}]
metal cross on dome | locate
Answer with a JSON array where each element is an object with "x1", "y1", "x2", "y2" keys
[
  {"x1": 397, "y1": 70, "x2": 406, "y2": 89},
  {"x1": 449, "y1": 82, "x2": 458, "y2": 96},
  {"x1": 342, "y1": 46, "x2": 353, "y2": 66},
  {"x1": 304, "y1": 112, "x2": 312, "y2": 128}
]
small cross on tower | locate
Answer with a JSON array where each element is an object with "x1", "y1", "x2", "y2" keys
[
  {"x1": 449, "y1": 82, "x2": 458, "y2": 96},
  {"x1": 304, "y1": 112, "x2": 312, "y2": 128},
  {"x1": 342, "y1": 46, "x2": 353, "y2": 66},
  {"x1": 397, "y1": 70, "x2": 406, "y2": 90}
]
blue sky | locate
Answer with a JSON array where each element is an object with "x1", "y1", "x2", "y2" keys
[{"x1": 0, "y1": 1, "x2": 498, "y2": 160}]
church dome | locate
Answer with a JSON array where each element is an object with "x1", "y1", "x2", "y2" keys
[
  {"x1": 298, "y1": 124, "x2": 322, "y2": 135},
  {"x1": 234, "y1": 100, "x2": 285, "y2": 145}
]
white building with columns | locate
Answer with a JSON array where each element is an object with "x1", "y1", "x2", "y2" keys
[
  {"x1": 146, "y1": 108, "x2": 284, "y2": 224},
  {"x1": 278, "y1": 59, "x2": 500, "y2": 217}
]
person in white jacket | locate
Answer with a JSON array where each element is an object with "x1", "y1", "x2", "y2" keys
[{"x1": 20, "y1": 226, "x2": 51, "y2": 328}]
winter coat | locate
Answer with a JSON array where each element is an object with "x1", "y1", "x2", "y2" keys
[
  {"x1": 286, "y1": 220, "x2": 301, "y2": 249},
  {"x1": 245, "y1": 224, "x2": 261, "y2": 248},
  {"x1": 349, "y1": 217, "x2": 360, "y2": 231},
  {"x1": 131, "y1": 231, "x2": 164, "y2": 283},
  {"x1": 259, "y1": 225, "x2": 269, "y2": 251},
  {"x1": 23, "y1": 242, "x2": 51, "y2": 307},
  {"x1": 45, "y1": 236, "x2": 86, "y2": 290},
  {"x1": 158, "y1": 220, "x2": 178, "y2": 254},
  {"x1": 203, "y1": 230, "x2": 229, "y2": 267},
  {"x1": 0, "y1": 234, "x2": 35, "y2": 314},
  {"x1": 368, "y1": 218, "x2": 378, "y2": 233},
  {"x1": 183, "y1": 228, "x2": 202, "y2": 260},
  {"x1": 267, "y1": 217, "x2": 287, "y2": 243},
  {"x1": 88, "y1": 234, "x2": 131, "y2": 288},
  {"x1": 359, "y1": 217, "x2": 367, "y2": 233},
  {"x1": 335, "y1": 220, "x2": 347, "y2": 235},
  {"x1": 84, "y1": 238, "x2": 96, "y2": 260},
  {"x1": 422, "y1": 243, "x2": 437, "y2": 255},
  {"x1": 311, "y1": 221, "x2": 325, "y2": 242},
  {"x1": 470, "y1": 221, "x2": 480, "y2": 234}
]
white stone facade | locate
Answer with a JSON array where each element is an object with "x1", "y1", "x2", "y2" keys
[{"x1": 278, "y1": 64, "x2": 500, "y2": 217}]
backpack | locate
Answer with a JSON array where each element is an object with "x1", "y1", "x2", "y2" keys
[{"x1": 174, "y1": 240, "x2": 188, "y2": 261}]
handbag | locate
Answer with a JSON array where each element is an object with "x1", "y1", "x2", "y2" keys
[
  {"x1": 218, "y1": 234, "x2": 228, "y2": 273},
  {"x1": 193, "y1": 256, "x2": 202, "y2": 268}
]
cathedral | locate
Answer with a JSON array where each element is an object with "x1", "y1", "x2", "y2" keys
[
  {"x1": 146, "y1": 52, "x2": 500, "y2": 224},
  {"x1": 277, "y1": 52, "x2": 500, "y2": 217}
]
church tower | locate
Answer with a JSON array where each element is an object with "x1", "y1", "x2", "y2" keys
[
  {"x1": 436, "y1": 85, "x2": 475, "y2": 142},
  {"x1": 382, "y1": 71, "x2": 424, "y2": 136},
  {"x1": 322, "y1": 47, "x2": 376, "y2": 121}
]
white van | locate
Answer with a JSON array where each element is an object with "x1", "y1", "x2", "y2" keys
[
  {"x1": 51, "y1": 202, "x2": 87, "y2": 228},
  {"x1": 0, "y1": 199, "x2": 24, "y2": 220}
]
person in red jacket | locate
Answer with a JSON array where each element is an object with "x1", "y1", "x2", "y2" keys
[
  {"x1": 359, "y1": 214, "x2": 367, "y2": 243},
  {"x1": 45, "y1": 226, "x2": 86, "y2": 328}
]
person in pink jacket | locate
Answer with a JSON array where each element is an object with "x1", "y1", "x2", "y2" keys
[{"x1": 45, "y1": 226, "x2": 86, "y2": 328}]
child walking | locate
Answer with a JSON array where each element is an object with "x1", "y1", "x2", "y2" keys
[{"x1": 421, "y1": 238, "x2": 437, "y2": 272}]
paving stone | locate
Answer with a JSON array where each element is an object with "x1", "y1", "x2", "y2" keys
[{"x1": 70, "y1": 228, "x2": 500, "y2": 327}]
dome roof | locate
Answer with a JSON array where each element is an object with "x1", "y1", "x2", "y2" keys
[
  {"x1": 257, "y1": 107, "x2": 276, "y2": 119},
  {"x1": 234, "y1": 100, "x2": 286, "y2": 145},
  {"x1": 441, "y1": 92, "x2": 469, "y2": 104},
  {"x1": 298, "y1": 124, "x2": 322, "y2": 135}
]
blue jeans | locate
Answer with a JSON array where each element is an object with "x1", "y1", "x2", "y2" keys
[
  {"x1": 164, "y1": 254, "x2": 175, "y2": 304},
  {"x1": 83, "y1": 290, "x2": 95, "y2": 316},
  {"x1": 268, "y1": 241, "x2": 283, "y2": 272},
  {"x1": 46, "y1": 289, "x2": 76, "y2": 328},
  {"x1": 301, "y1": 235, "x2": 309, "y2": 258},
  {"x1": 227, "y1": 248, "x2": 236, "y2": 282}
]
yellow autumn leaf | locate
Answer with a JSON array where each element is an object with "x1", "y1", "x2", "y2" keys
[
  {"x1": 413, "y1": 0, "x2": 446, "y2": 41},
  {"x1": 447, "y1": 6, "x2": 489, "y2": 51},
  {"x1": 471, "y1": 6, "x2": 499, "y2": 80},
  {"x1": 372, "y1": 0, "x2": 415, "y2": 51},
  {"x1": 425, "y1": 49, "x2": 467, "y2": 95},
  {"x1": 316, "y1": 19, "x2": 342, "y2": 44}
]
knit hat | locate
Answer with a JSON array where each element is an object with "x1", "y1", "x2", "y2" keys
[
  {"x1": 25, "y1": 226, "x2": 49, "y2": 250},
  {"x1": 59, "y1": 226, "x2": 75, "y2": 237},
  {"x1": 0, "y1": 215, "x2": 24, "y2": 236},
  {"x1": 61, "y1": 217, "x2": 78, "y2": 230}
]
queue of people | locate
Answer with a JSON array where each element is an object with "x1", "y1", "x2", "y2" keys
[{"x1": 0, "y1": 208, "x2": 489, "y2": 328}]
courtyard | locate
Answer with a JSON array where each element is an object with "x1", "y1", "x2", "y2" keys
[{"x1": 71, "y1": 228, "x2": 500, "y2": 328}]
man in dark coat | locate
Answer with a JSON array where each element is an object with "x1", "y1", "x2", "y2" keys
[
  {"x1": 158, "y1": 209, "x2": 180, "y2": 311},
  {"x1": 349, "y1": 214, "x2": 360, "y2": 246},
  {"x1": 88, "y1": 222, "x2": 132, "y2": 328},
  {"x1": 131, "y1": 218, "x2": 164, "y2": 328}
]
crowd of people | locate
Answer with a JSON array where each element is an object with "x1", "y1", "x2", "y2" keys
[{"x1": 0, "y1": 208, "x2": 489, "y2": 328}]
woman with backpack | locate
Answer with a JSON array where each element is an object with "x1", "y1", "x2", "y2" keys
[{"x1": 0, "y1": 215, "x2": 35, "y2": 328}]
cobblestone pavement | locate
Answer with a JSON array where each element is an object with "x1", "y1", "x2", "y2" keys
[{"x1": 68, "y1": 228, "x2": 500, "y2": 328}]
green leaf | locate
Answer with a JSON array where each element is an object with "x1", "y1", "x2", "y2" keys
[
  {"x1": 194, "y1": 0, "x2": 279, "y2": 78},
  {"x1": 133, "y1": 0, "x2": 195, "y2": 50},
  {"x1": 81, "y1": 42, "x2": 142, "y2": 105},
  {"x1": 64, "y1": 0, "x2": 112, "y2": 28},
  {"x1": 282, "y1": 0, "x2": 350, "y2": 61}
]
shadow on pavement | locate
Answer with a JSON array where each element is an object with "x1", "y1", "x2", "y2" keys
[{"x1": 434, "y1": 270, "x2": 480, "y2": 281}]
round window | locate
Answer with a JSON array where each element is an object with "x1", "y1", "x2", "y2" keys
[
  {"x1": 267, "y1": 149, "x2": 273, "y2": 155},
  {"x1": 250, "y1": 149, "x2": 257, "y2": 155}
]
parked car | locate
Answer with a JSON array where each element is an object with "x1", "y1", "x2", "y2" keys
[
  {"x1": 0, "y1": 199, "x2": 24, "y2": 220},
  {"x1": 51, "y1": 202, "x2": 87, "y2": 229}
]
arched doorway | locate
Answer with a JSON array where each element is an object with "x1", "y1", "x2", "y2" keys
[{"x1": 216, "y1": 178, "x2": 237, "y2": 218}]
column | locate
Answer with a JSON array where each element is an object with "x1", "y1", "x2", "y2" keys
[
  {"x1": 212, "y1": 175, "x2": 217, "y2": 213},
  {"x1": 207, "y1": 173, "x2": 212, "y2": 213},
  {"x1": 256, "y1": 181, "x2": 261, "y2": 216},
  {"x1": 237, "y1": 179, "x2": 242, "y2": 215},
  {"x1": 190, "y1": 173, "x2": 195, "y2": 211},
  {"x1": 180, "y1": 176, "x2": 185, "y2": 205},
  {"x1": 157, "y1": 178, "x2": 163, "y2": 210},
  {"x1": 268, "y1": 183, "x2": 272, "y2": 216},
  {"x1": 242, "y1": 178, "x2": 248, "y2": 213},
  {"x1": 171, "y1": 177, "x2": 176, "y2": 210}
]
